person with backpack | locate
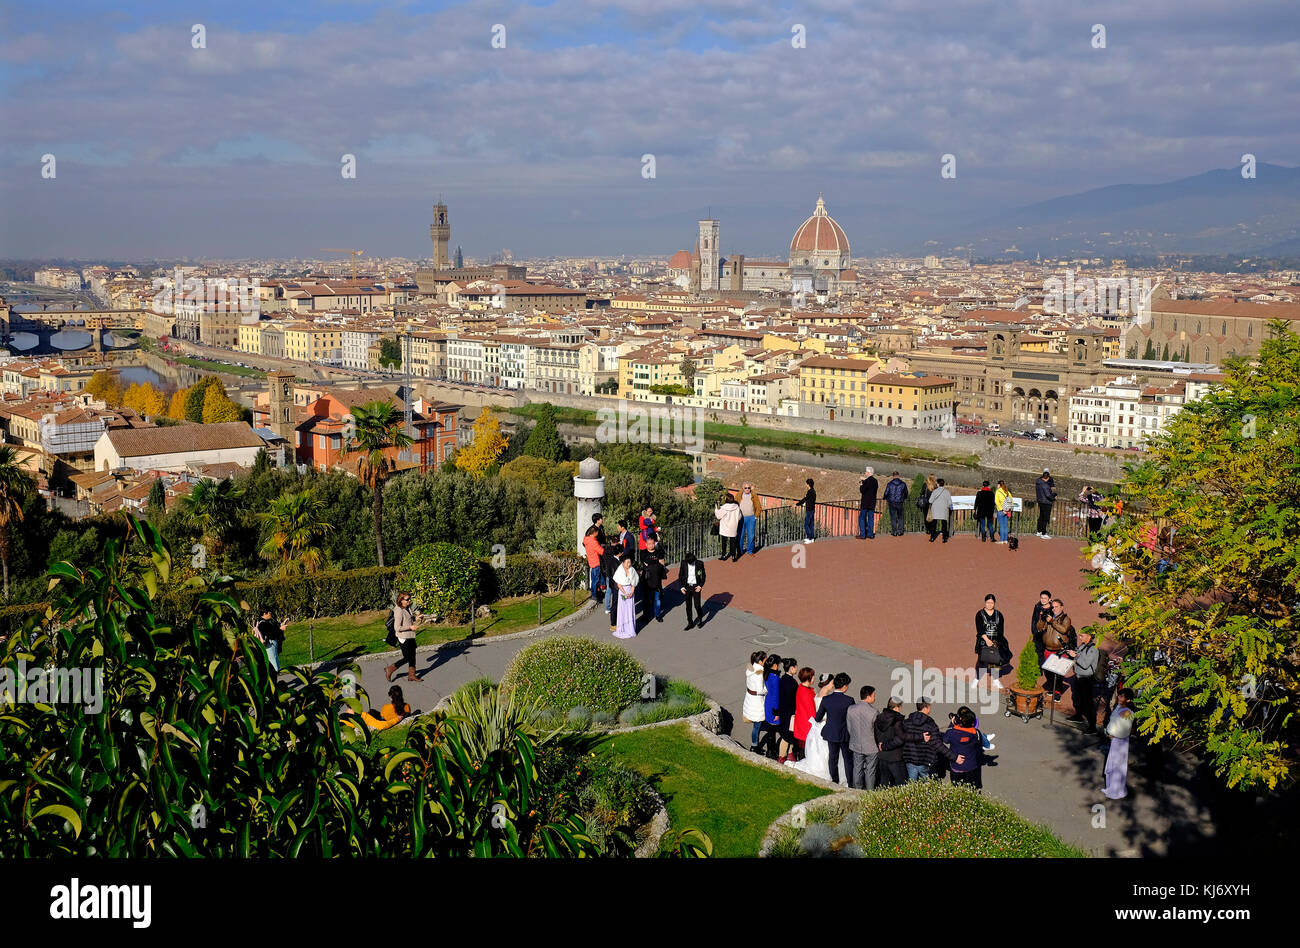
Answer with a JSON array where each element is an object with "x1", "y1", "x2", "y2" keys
[
  {"x1": 994, "y1": 480, "x2": 1013, "y2": 544},
  {"x1": 255, "y1": 607, "x2": 289, "y2": 672},
  {"x1": 384, "y1": 592, "x2": 421, "y2": 683},
  {"x1": 883, "y1": 471, "x2": 909, "y2": 536},
  {"x1": 926, "y1": 477, "x2": 952, "y2": 543},
  {"x1": 973, "y1": 480, "x2": 996, "y2": 543},
  {"x1": 1079, "y1": 484, "x2": 1104, "y2": 538},
  {"x1": 1035, "y1": 469, "x2": 1057, "y2": 538}
]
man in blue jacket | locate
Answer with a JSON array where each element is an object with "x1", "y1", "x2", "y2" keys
[
  {"x1": 883, "y1": 472, "x2": 909, "y2": 536},
  {"x1": 815, "y1": 672, "x2": 855, "y2": 784}
]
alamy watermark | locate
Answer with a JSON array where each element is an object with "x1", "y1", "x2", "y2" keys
[
  {"x1": 890, "y1": 660, "x2": 1000, "y2": 716},
  {"x1": 151, "y1": 267, "x2": 260, "y2": 316},
  {"x1": 1043, "y1": 269, "x2": 1159, "y2": 327},
  {"x1": 595, "y1": 398, "x2": 704, "y2": 454},
  {"x1": 1, "y1": 660, "x2": 103, "y2": 713}
]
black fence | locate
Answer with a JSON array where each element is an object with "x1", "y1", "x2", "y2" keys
[{"x1": 656, "y1": 497, "x2": 1098, "y2": 566}]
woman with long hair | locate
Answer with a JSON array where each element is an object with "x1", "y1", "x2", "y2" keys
[
  {"x1": 612, "y1": 554, "x2": 639, "y2": 639},
  {"x1": 384, "y1": 592, "x2": 420, "y2": 683},
  {"x1": 743, "y1": 650, "x2": 768, "y2": 754},
  {"x1": 919, "y1": 474, "x2": 937, "y2": 539},
  {"x1": 342, "y1": 685, "x2": 411, "y2": 732}
]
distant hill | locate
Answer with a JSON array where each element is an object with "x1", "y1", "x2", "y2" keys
[{"x1": 928, "y1": 163, "x2": 1300, "y2": 258}]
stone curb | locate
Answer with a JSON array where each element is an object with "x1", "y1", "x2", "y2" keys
[{"x1": 757, "y1": 791, "x2": 861, "y2": 857}]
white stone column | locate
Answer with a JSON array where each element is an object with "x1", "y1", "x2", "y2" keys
[{"x1": 573, "y1": 455, "x2": 605, "y2": 554}]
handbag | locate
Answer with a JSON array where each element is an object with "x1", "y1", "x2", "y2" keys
[
  {"x1": 978, "y1": 645, "x2": 1001, "y2": 666},
  {"x1": 709, "y1": 521, "x2": 719, "y2": 536},
  {"x1": 384, "y1": 609, "x2": 398, "y2": 648}
]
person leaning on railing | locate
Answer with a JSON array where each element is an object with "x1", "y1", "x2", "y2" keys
[{"x1": 795, "y1": 478, "x2": 817, "y2": 544}]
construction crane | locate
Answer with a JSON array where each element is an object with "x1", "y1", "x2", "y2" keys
[{"x1": 321, "y1": 248, "x2": 366, "y2": 278}]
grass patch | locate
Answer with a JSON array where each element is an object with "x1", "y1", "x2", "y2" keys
[
  {"x1": 601, "y1": 722, "x2": 829, "y2": 857},
  {"x1": 280, "y1": 591, "x2": 582, "y2": 665},
  {"x1": 170, "y1": 354, "x2": 265, "y2": 378},
  {"x1": 506, "y1": 402, "x2": 979, "y2": 467}
]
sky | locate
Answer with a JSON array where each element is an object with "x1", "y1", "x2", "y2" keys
[{"x1": 1, "y1": 0, "x2": 1298, "y2": 261}]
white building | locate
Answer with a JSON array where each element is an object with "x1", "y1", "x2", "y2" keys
[
  {"x1": 94, "y1": 422, "x2": 265, "y2": 473},
  {"x1": 1068, "y1": 375, "x2": 1210, "y2": 449},
  {"x1": 342, "y1": 328, "x2": 384, "y2": 370},
  {"x1": 446, "y1": 336, "x2": 485, "y2": 384}
]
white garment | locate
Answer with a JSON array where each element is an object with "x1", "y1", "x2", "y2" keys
[
  {"x1": 786, "y1": 694, "x2": 832, "y2": 781},
  {"x1": 742, "y1": 663, "x2": 767, "y2": 722},
  {"x1": 612, "y1": 564, "x2": 639, "y2": 591},
  {"x1": 686, "y1": 564, "x2": 697, "y2": 586}
]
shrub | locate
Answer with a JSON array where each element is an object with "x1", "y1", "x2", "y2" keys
[
  {"x1": 501, "y1": 636, "x2": 645, "y2": 715},
  {"x1": 855, "y1": 780, "x2": 1085, "y2": 857},
  {"x1": 616, "y1": 679, "x2": 709, "y2": 726},
  {"x1": 1016, "y1": 638, "x2": 1042, "y2": 691},
  {"x1": 0, "y1": 602, "x2": 47, "y2": 638},
  {"x1": 155, "y1": 567, "x2": 398, "y2": 625},
  {"x1": 397, "y1": 543, "x2": 480, "y2": 622},
  {"x1": 578, "y1": 761, "x2": 660, "y2": 855},
  {"x1": 489, "y1": 552, "x2": 585, "y2": 600}
]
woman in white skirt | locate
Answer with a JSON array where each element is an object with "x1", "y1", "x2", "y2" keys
[{"x1": 1103, "y1": 688, "x2": 1135, "y2": 799}]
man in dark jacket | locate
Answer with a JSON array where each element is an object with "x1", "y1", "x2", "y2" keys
[
  {"x1": 676, "y1": 552, "x2": 706, "y2": 629},
  {"x1": 883, "y1": 472, "x2": 909, "y2": 536},
  {"x1": 973, "y1": 480, "x2": 996, "y2": 542},
  {"x1": 1035, "y1": 470, "x2": 1057, "y2": 537},
  {"x1": 777, "y1": 657, "x2": 799, "y2": 763},
  {"x1": 874, "y1": 696, "x2": 908, "y2": 787},
  {"x1": 902, "y1": 699, "x2": 945, "y2": 780},
  {"x1": 858, "y1": 467, "x2": 879, "y2": 539},
  {"x1": 795, "y1": 478, "x2": 817, "y2": 543},
  {"x1": 638, "y1": 536, "x2": 666, "y2": 623},
  {"x1": 1031, "y1": 589, "x2": 1053, "y2": 667},
  {"x1": 814, "y1": 672, "x2": 855, "y2": 784}
]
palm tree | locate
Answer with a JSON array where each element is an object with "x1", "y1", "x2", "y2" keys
[
  {"x1": 349, "y1": 400, "x2": 413, "y2": 568},
  {"x1": 179, "y1": 477, "x2": 242, "y2": 558},
  {"x1": 0, "y1": 446, "x2": 33, "y2": 601},
  {"x1": 258, "y1": 489, "x2": 333, "y2": 576}
]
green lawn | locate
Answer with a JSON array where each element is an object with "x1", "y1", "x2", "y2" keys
[
  {"x1": 505, "y1": 402, "x2": 979, "y2": 467},
  {"x1": 280, "y1": 592, "x2": 584, "y2": 665},
  {"x1": 600, "y1": 722, "x2": 829, "y2": 857},
  {"x1": 171, "y1": 354, "x2": 265, "y2": 378}
]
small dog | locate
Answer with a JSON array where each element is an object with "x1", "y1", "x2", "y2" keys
[{"x1": 1007, "y1": 535, "x2": 1019, "y2": 551}]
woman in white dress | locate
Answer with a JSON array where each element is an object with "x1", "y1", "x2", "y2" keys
[
  {"x1": 612, "y1": 556, "x2": 639, "y2": 639},
  {"x1": 785, "y1": 674, "x2": 835, "y2": 780},
  {"x1": 1103, "y1": 688, "x2": 1135, "y2": 799}
]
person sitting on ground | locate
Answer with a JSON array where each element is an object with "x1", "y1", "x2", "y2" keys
[{"x1": 342, "y1": 686, "x2": 411, "y2": 732}]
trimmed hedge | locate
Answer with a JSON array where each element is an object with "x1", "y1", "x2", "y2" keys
[
  {"x1": 485, "y1": 551, "x2": 586, "y2": 601},
  {"x1": 501, "y1": 636, "x2": 645, "y2": 715},
  {"x1": 397, "y1": 543, "x2": 480, "y2": 623},
  {"x1": 155, "y1": 567, "x2": 399, "y2": 626}
]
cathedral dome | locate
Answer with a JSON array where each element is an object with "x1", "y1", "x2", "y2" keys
[{"x1": 789, "y1": 195, "x2": 850, "y2": 258}]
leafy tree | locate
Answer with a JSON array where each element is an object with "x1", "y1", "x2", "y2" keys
[
  {"x1": 184, "y1": 376, "x2": 226, "y2": 423},
  {"x1": 1143, "y1": 339, "x2": 1156, "y2": 360},
  {"x1": 258, "y1": 488, "x2": 333, "y2": 576},
  {"x1": 167, "y1": 388, "x2": 189, "y2": 420},
  {"x1": 146, "y1": 478, "x2": 166, "y2": 517},
  {"x1": 523, "y1": 403, "x2": 568, "y2": 462},
  {"x1": 349, "y1": 400, "x2": 414, "y2": 568},
  {"x1": 498, "y1": 419, "x2": 533, "y2": 464},
  {"x1": 123, "y1": 381, "x2": 167, "y2": 418},
  {"x1": 680, "y1": 355, "x2": 698, "y2": 388},
  {"x1": 1087, "y1": 324, "x2": 1300, "y2": 790},
  {"x1": 84, "y1": 370, "x2": 124, "y2": 407},
  {"x1": 649, "y1": 383, "x2": 692, "y2": 396},
  {"x1": 378, "y1": 336, "x2": 403, "y2": 372},
  {"x1": 0, "y1": 445, "x2": 33, "y2": 600},
  {"x1": 531, "y1": 505, "x2": 577, "y2": 554},
  {"x1": 0, "y1": 516, "x2": 607, "y2": 856},
  {"x1": 455, "y1": 407, "x2": 508, "y2": 478},
  {"x1": 595, "y1": 443, "x2": 693, "y2": 487},
  {"x1": 179, "y1": 477, "x2": 242, "y2": 557},
  {"x1": 1161, "y1": 343, "x2": 1170, "y2": 361},
  {"x1": 202, "y1": 385, "x2": 244, "y2": 424}
]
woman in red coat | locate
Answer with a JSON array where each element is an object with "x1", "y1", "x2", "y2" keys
[{"x1": 791, "y1": 666, "x2": 816, "y2": 759}]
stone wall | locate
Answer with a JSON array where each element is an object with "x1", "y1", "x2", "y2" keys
[{"x1": 979, "y1": 441, "x2": 1132, "y2": 482}]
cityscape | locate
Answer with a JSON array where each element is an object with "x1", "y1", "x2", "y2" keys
[{"x1": 0, "y1": 0, "x2": 1294, "y2": 924}]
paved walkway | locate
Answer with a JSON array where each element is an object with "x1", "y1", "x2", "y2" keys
[{"x1": 344, "y1": 534, "x2": 1215, "y2": 856}]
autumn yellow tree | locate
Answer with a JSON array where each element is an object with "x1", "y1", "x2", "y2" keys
[
  {"x1": 84, "y1": 370, "x2": 124, "y2": 407},
  {"x1": 167, "y1": 388, "x2": 189, "y2": 420},
  {"x1": 454, "y1": 406, "x2": 507, "y2": 478},
  {"x1": 202, "y1": 385, "x2": 245, "y2": 424},
  {"x1": 123, "y1": 382, "x2": 167, "y2": 419}
]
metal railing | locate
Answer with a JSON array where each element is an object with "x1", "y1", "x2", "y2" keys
[{"x1": 656, "y1": 497, "x2": 1100, "y2": 566}]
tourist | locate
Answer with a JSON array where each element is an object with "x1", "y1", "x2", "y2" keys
[
  {"x1": 814, "y1": 672, "x2": 855, "y2": 785},
  {"x1": 791, "y1": 667, "x2": 817, "y2": 760},
  {"x1": 795, "y1": 478, "x2": 817, "y2": 543},
  {"x1": 927, "y1": 477, "x2": 952, "y2": 543},
  {"x1": 883, "y1": 471, "x2": 909, "y2": 536},
  {"x1": 943, "y1": 706, "x2": 984, "y2": 790},
  {"x1": 1103, "y1": 689, "x2": 1136, "y2": 799},
  {"x1": 637, "y1": 506, "x2": 659, "y2": 552},
  {"x1": 384, "y1": 592, "x2": 421, "y2": 684},
  {"x1": 874, "y1": 696, "x2": 908, "y2": 787},
  {"x1": 1097, "y1": 635, "x2": 1126, "y2": 730},
  {"x1": 638, "y1": 535, "x2": 666, "y2": 623},
  {"x1": 917, "y1": 474, "x2": 934, "y2": 536},
  {"x1": 743, "y1": 650, "x2": 768, "y2": 754},
  {"x1": 761, "y1": 654, "x2": 784, "y2": 758},
  {"x1": 1066, "y1": 628, "x2": 1100, "y2": 733},
  {"x1": 255, "y1": 606, "x2": 288, "y2": 673},
  {"x1": 591, "y1": 511, "x2": 608, "y2": 546},
  {"x1": 582, "y1": 526, "x2": 605, "y2": 603},
  {"x1": 1031, "y1": 589, "x2": 1053, "y2": 668},
  {"x1": 1079, "y1": 484, "x2": 1104, "y2": 537},
  {"x1": 1042, "y1": 597, "x2": 1075, "y2": 700},
  {"x1": 714, "y1": 492, "x2": 742, "y2": 562},
  {"x1": 858, "y1": 467, "x2": 878, "y2": 540},
  {"x1": 902, "y1": 698, "x2": 945, "y2": 781},
  {"x1": 612, "y1": 554, "x2": 639, "y2": 640},
  {"x1": 846, "y1": 684, "x2": 880, "y2": 789},
  {"x1": 786, "y1": 673, "x2": 834, "y2": 780},
  {"x1": 341, "y1": 685, "x2": 411, "y2": 732},
  {"x1": 975, "y1": 593, "x2": 1008, "y2": 691},
  {"x1": 738, "y1": 483, "x2": 762, "y2": 557},
  {"x1": 1035, "y1": 469, "x2": 1057, "y2": 538},
  {"x1": 676, "y1": 551, "x2": 706, "y2": 630},
  {"x1": 777, "y1": 657, "x2": 800, "y2": 763},
  {"x1": 994, "y1": 480, "x2": 1012, "y2": 543},
  {"x1": 973, "y1": 480, "x2": 996, "y2": 542}
]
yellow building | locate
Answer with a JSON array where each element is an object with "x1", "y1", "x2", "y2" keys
[
  {"x1": 618, "y1": 348, "x2": 690, "y2": 398},
  {"x1": 283, "y1": 324, "x2": 343, "y2": 363},
  {"x1": 238, "y1": 323, "x2": 264, "y2": 355}
]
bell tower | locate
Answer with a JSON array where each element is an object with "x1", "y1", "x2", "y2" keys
[
  {"x1": 698, "y1": 219, "x2": 720, "y2": 292},
  {"x1": 430, "y1": 200, "x2": 450, "y2": 270},
  {"x1": 267, "y1": 370, "x2": 297, "y2": 450}
]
